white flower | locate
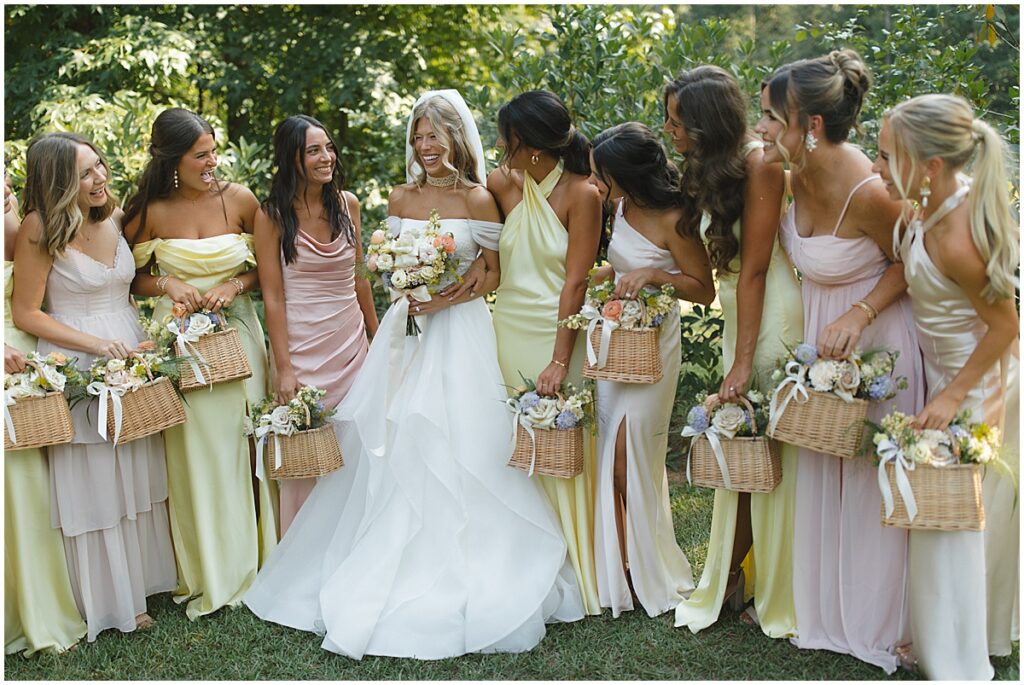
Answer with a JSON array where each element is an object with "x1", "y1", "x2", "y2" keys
[
  {"x1": 711, "y1": 404, "x2": 746, "y2": 439},
  {"x1": 38, "y1": 363, "x2": 67, "y2": 392},
  {"x1": 619, "y1": 300, "x2": 642, "y2": 329},
  {"x1": 525, "y1": 397, "x2": 561, "y2": 429},
  {"x1": 859, "y1": 362, "x2": 877, "y2": 381},
  {"x1": 186, "y1": 313, "x2": 214, "y2": 338},
  {"x1": 833, "y1": 361, "x2": 861, "y2": 401},
  {"x1": 391, "y1": 270, "x2": 409, "y2": 289},
  {"x1": 394, "y1": 253, "x2": 419, "y2": 269},
  {"x1": 107, "y1": 358, "x2": 126, "y2": 373},
  {"x1": 376, "y1": 254, "x2": 394, "y2": 271},
  {"x1": 873, "y1": 431, "x2": 887, "y2": 446},
  {"x1": 907, "y1": 441, "x2": 933, "y2": 465},
  {"x1": 580, "y1": 303, "x2": 600, "y2": 321},
  {"x1": 418, "y1": 244, "x2": 438, "y2": 263},
  {"x1": 745, "y1": 389, "x2": 764, "y2": 405},
  {"x1": 418, "y1": 265, "x2": 437, "y2": 282},
  {"x1": 269, "y1": 406, "x2": 296, "y2": 436},
  {"x1": 770, "y1": 368, "x2": 785, "y2": 385},
  {"x1": 808, "y1": 360, "x2": 840, "y2": 392},
  {"x1": 8, "y1": 375, "x2": 45, "y2": 399},
  {"x1": 242, "y1": 414, "x2": 254, "y2": 436},
  {"x1": 974, "y1": 441, "x2": 995, "y2": 464}
]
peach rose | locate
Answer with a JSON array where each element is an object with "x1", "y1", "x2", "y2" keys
[
  {"x1": 136, "y1": 340, "x2": 157, "y2": 352},
  {"x1": 171, "y1": 302, "x2": 189, "y2": 319},
  {"x1": 49, "y1": 352, "x2": 68, "y2": 365},
  {"x1": 370, "y1": 230, "x2": 386, "y2": 245},
  {"x1": 367, "y1": 254, "x2": 378, "y2": 272},
  {"x1": 601, "y1": 299, "x2": 623, "y2": 322},
  {"x1": 440, "y1": 234, "x2": 456, "y2": 254}
]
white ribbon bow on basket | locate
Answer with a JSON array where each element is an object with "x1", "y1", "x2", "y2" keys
[
  {"x1": 682, "y1": 420, "x2": 738, "y2": 491},
  {"x1": 253, "y1": 424, "x2": 283, "y2": 482},
  {"x1": 581, "y1": 304, "x2": 618, "y2": 370},
  {"x1": 87, "y1": 381, "x2": 129, "y2": 444},
  {"x1": 768, "y1": 361, "x2": 810, "y2": 435},
  {"x1": 877, "y1": 438, "x2": 918, "y2": 522},
  {"x1": 507, "y1": 398, "x2": 542, "y2": 477},
  {"x1": 4, "y1": 390, "x2": 18, "y2": 445},
  {"x1": 167, "y1": 320, "x2": 208, "y2": 386}
]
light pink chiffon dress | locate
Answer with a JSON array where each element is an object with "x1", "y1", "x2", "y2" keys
[
  {"x1": 275, "y1": 229, "x2": 369, "y2": 534},
  {"x1": 778, "y1": 176, "x2": 925, "y2": 673}
]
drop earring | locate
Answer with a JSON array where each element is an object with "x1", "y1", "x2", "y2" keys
[
  {"x1": 530, "y1": 153, "x2": 539, "y2": 166},
  {"x1": 804, "y1": 132, "x2": 818, "y2": 153},
  {"x1": 173, "y1": 169, "x2": 180, "y2": 189},
  {"x1": 919, "y1": 176, "x2": 931, "y2": 209}
]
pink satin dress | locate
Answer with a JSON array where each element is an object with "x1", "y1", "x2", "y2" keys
[
  {"x1": 275, "y1": 230, "x2": 369, "y2": 534},
  {"x1": 778, "y1": 176, "x2": 925, "y2": 673}
]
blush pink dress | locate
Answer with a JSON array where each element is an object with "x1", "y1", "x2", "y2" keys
[
  {"x1": 275, "y1": 229, "x2": 369, "y2": 534},
  {"x1": 778, "y1": 176, "x2": 925, "y2": 673}
]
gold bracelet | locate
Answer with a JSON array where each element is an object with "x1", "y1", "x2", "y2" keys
[
  {"x1": 229, "y1": 277, "x2": 244, "y2": 294},
  {"x1": 551, "y1": 359, "x2": 567, "y2": 369},
  {"x1": 157, "y1": 275, "x2": 170, "y2": 293},
  {"x1": 852, "y1": 300, "x2": 877, "y2": 323}
]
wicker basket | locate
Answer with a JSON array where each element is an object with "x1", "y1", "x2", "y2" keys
[
  {"x1": 769, "y1": 389, "x2": 868, "y2": 458},
  {"x1": 582, "y1": 325, "x2": 662, "y2": 384},
  {"x1": 4, "y1": 391, "x2": 75, "y2": 451},
  {"x1": 176, "y1": 328, "x2": 252, "y2": 392},
  {"x1": 688, "y1": 395, "x2": 782, "y2": 493},
  {"x1": 508, "y1": 423, "x2": 584, "y2": 479},
  {"x1": 109, "y1": 377, "x2": 187, "y2": 445},
  {"x1": 880, "y1": 462, "x2": 985, "y2": 532},
  {"x1": 267, "y1": 424, "x2": 344, "y2": 479}
]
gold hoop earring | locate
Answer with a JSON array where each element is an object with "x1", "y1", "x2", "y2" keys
[
  {"x1": 173, "y1": 169, "x2": 180, "y2": 189},
  {"x1": 530, "y1": 153, "x2": 539, "y2": 166}
]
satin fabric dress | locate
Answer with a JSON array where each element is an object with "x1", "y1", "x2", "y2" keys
[
  {"x1": 899, "y1": 183, "x2": 1019, "y2": 680},
  {"x1": 274, "y1": 230, "x2": 369, "y2": 534},
  {"x1": 244, "y1": 217, "x2": 584, "y2": 659},
  {"x1": 4, "y1": 261, "x2": 87, "y2": 655},
  {"x1": 778, "y1": 176, "x2": 925, "y2": 673},
  {"x1": 676, "y1": 143, "x2": 803, "y2": 638},
  {"x1": 491, "y1": 162, "x2": 601, "y2": 616},
  {"x1": 132, "y1": 233, "x2": 275, "y2": 619},
  {"x1": 594, "y1": 203, "x2": 694, "y2": 618},
  {"x1": 36, "y1": 234, "x2": 177, "y2": 641}
]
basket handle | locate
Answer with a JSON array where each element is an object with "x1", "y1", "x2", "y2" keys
[
  {"x1": 300, "y1": 399, "x2": 312, "y2": 429},
  {"x1": 129, "y1": 353, "x2": 155, "y2": 383},
  {"x1": 704, "y1": 393, "x2": 759, "y2": 434}
]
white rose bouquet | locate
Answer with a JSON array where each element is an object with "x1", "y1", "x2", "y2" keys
[
  {"x1": 247, "y1": 386, "x2": 339, "y2": 480},
  {"x1": 774, "y1": 342, "x2": 907, "y2": 404},
  {"x1": 559, "y1": 280, "x2": 678, "y2": 331},
  {"x1": 4, "y1": 351, "x2": 83, "y2": 400}
]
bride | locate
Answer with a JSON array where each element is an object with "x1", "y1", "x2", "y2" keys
[{"x1": 243, "y1": 90, "x2": 584, "y2": 660}]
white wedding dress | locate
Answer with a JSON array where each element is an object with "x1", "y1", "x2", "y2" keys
[{"x1": 244, "y1": 217, "x2": 584, "y2": 660}]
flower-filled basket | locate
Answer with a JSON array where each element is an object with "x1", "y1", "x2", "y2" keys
[
  {"x1": 86, "y1": 348, "x2": 186, "y2": 445},
  {"x1": 683, "y1": 391, "x2": 781, "y2": 493},
  {"x1": 248, "y1": 386, "x2": 342, "y2": 480},
  {"x1": 767, "y1": 343, "x2": 906, "y2": 458},
  {"x1": 506, "y1": 378, "x2": 592, "y2": 479},
  {"x1": 3, "y1": 351, "x2": 78, "y2": 450},
  {"x1": 873, "y1": 411, "x2": 1002, "y2": 532},
  {"x1": 165, "y1": 304, "x2": 252, "y2": 392},
  {"x1": 561, "y1": 282, "x2": 676, "y2": 384}
]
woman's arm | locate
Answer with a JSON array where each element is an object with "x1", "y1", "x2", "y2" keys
[
  {"x1": 253, "y1": 206, "x2": 297, "y2": 404},
  {"x1": 535, "y1": 180, "x2": 602, "y2": 396},
  {"x1": 346, "y1": 192, "x2": 379, "y2": 338},
  {"x1": 12, "y1": 214, "x2": 133, "y2": 358}
]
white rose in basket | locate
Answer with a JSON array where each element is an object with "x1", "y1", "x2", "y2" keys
[
  {"x1": 906, "y1": 441, "x2": 933, "y2": 465},
  {"x1": 10, "y1": 375, "x2": 45, "y2": 399},
  {"x1": 920, "y1": 429, "x2": 956, "y2": 466},
  {"x1": 833, "y1": 361, "x2": 861, "y2": 402},
  {"x1": 37, "y1": 363, "x2": 67, "y2": 393},
  {"x1": 105, "y1": 369, "x2": 137, "y2": 390},
  {"x1": 526, "y1": 397, "x2": 561, "y2": 429},
  {"x1": 268, "y1": 405, "x2": 296, "y2": 436},
  {"x1": 619, "y1": 300, "x2": 643, "y2": 328},
  {"x1": 376, "y1": 253, "x2": 394, "y2": 271},
  {"x1": 394, "y1": 253, "x2": 419, "y2": 269},
  {"x1": 186, "y1": 313, "x2": 215, "y2": 338},
  {"x1": 808, "y1": 360, "x2": 840, "y2": 392},
  {"x1": 107, "y1": 358, "x2": 126, "y2": 373},
  {"x1": 711, "y1": 404, "x2": 747, "y2": 439},
  {"x1": 391, "y1": 270, "x2": 409, "y2": 289}
]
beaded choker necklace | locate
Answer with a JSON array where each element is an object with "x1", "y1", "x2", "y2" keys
[{"x1": 425, "y1": 173, "x2": 457, "y2": 188}]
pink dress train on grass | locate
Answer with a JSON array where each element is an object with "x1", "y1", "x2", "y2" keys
[
  {"x1": 778, "y1": 176, "x2": 925, "y2": 673},
  {"x1": 275, "y1": 229, "x2": 369, "y2": 534}
]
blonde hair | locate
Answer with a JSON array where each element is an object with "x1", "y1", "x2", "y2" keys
[
  {"x1": 407, "y1": 96, "x2": 481, "y2": 187},
  {"x1": 885, "y1": 93, "x2": 1018, "y2": 302},
  {"x1": 23, "y1": 132, "x2": 116, "y2": 256}
]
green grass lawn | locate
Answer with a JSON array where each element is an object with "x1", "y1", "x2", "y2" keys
[{"x1": 5, "y1": 479, "x2": 1019, "y2": 680}]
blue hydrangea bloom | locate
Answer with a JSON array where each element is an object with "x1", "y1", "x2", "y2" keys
[
  {"x1": 867, "y1": 375, "x2": 895, "y2": 400},
  {"x1": 794, "y1": 343, "x2": 818, "y2": 365},
  {"x1": 652, "y1": 313, "x2": 665, "y2": 327},
  {"x1": 949, "y1": 424, "x2": 969, "y2": 440},
  {"x1": 743, "y1": 410, "x2": 753, "y2": 429},
  {"x1": 687, "y1": 405, "x2": 709, "y2": 432},
  {"x1": 208, "y1": 312, "x2": 222, "y2": 327},
  {"x1": 519, "y1": 391, "x2": 541, "y2": 411},
  {"x1": 382, "y1": 272, "x2": 393, "y2": 289},
  {"x1": 555, "y1": 410, "x2": 578, "y2": 430}
]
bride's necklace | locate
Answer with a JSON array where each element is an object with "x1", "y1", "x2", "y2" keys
[{"x1": 426, "y1": 173, "x2": 457, "y2": 188}]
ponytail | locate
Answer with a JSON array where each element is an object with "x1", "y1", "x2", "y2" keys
[
  {"x1": 968, "y1": 118, "x2": 1019, "y2": 301},
  {"x1": 561, "y1": 128, "x2": 591, "y2": 176}
]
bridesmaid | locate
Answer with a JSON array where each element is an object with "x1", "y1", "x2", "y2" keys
[
  {"x1": 759, "y1": 51, "x2": 925, "y2": 672},
  {"x1": 4, "y1": 171, "x2": 87, "y2": 655},
  {"x1": 12, "y1": 133, "x2": 177, "y2": 641},
  {"x1": 876, "y1": 93, "x2": 1019, "y2": 679},
  {"x1": 488, "y1": 90, "x2": 603, "y2": 615},
  {"x1": 587, "y1": 122, "x2": 714, "y2": 617},
  {"x1": 125, "y1": 108, "x2": 274, "y2": 619},
  {"x1": 667, "y1": 66, "x2": 804, "y2": 638},
  {"x1": 254, "y1": 114, "x2": 377, "y2": 534}
]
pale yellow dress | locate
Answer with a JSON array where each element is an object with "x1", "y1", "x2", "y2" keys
[
  {"x1": 492, "y1": 162, "x2": 601, "y2": 615},
  {"x1": 4, "y1": 261, "x2": 87, "y2": 655},
  {"x1": 675, "y1": 143, "x2": 803, "y2": 638},
  {"x1": 132, "y1": 234, "x2": 277, "y2": 619}
]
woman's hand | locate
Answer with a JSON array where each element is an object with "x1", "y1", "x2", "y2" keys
[
  {"x1": 719, "y1": 361, "x2": 753, "y2": 402},
  {"x1": 535, "y1": 361, "x2": 568, "y2": 396},
  {"x1": 439, "y1": 257, "x2": 486, "y2": 301},
  {"x1": 164, "y1": 277, "x2": 205, "y2": 313},
  {"x1": 94, "y1": 339, "x2": 134, "y2": 359},
  {"x1": 407, "y1": 295, "x2": 451, "y2": 317},
  {"x1": 4, "y1": 344, "x2": 27, "y2": 374},
  {"x1": 818, "y1": 308, "x2": 871, "y2": 359},
  {"x1": 589, "y1": 264, "x2": 615, "y2": 285},
  {"x1": 913, "y1": 392, "x2": 961, "y2": 431},
  {"x1": 200, "y1": 281, "x2": 239, "y2": 314},
  {"x1": 614, "y1": 267, "x2": 655, "y2": 299},
  {"x1": 274, "y1": 368, "x2": 300, "y2": 405}
]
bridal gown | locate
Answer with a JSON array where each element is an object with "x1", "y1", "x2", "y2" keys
[{"x1": 244, "y1": 216, "x2": 584, "y2": 660}]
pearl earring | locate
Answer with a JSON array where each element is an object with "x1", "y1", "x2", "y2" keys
[
  {"x1": 804, "y1": 132, "x2": 818, "y2": 153},
  {"x1": 919, "y1": 176, "x2": 931, "y2": 209},
  {"x1": 173, "y1": 169, "x2": 180, "y2": 189}
]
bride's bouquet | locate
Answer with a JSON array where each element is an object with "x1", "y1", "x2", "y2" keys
[
  {"x1": 246, "y1": 385, "x2": 343, "y2": 480},
  {"x1": 559, "y1": 281, "x2": 677, "y2": 383},
  {"x1": 505, "y1": 375, "x2": 593, "y2": 479},
  {"x1": 365, "y1": 209, "x2": 459, "y2": 335},
  {"x1": 872, "y1": 410, "x2": 1010, "y2": 531},
  {"x1": 4, "y1": 351, "x2": 81, "y2": 450},
  {"x1": 767, "y1": 343, "x2": 907, "y2": 458}
]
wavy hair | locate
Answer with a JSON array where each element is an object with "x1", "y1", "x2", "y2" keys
[
  {"x1": 23, "y1": 132, "x2": 117, "y2": 256},
  {"x1": 497, "y1": 90, "x2": 591, "y2": 176},
  {"x1": 262, "y1": 114, "x2": 354, "y2": 265},
  {"x1": 664, "y1": 65, "x2": 747, "y2": 273},
  {"x1": 885, "y1": 94, "x2": 1019, "y2": 301},
  {"x1": 407, "y1": 96, "x2": 482, "y2": 187}
]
